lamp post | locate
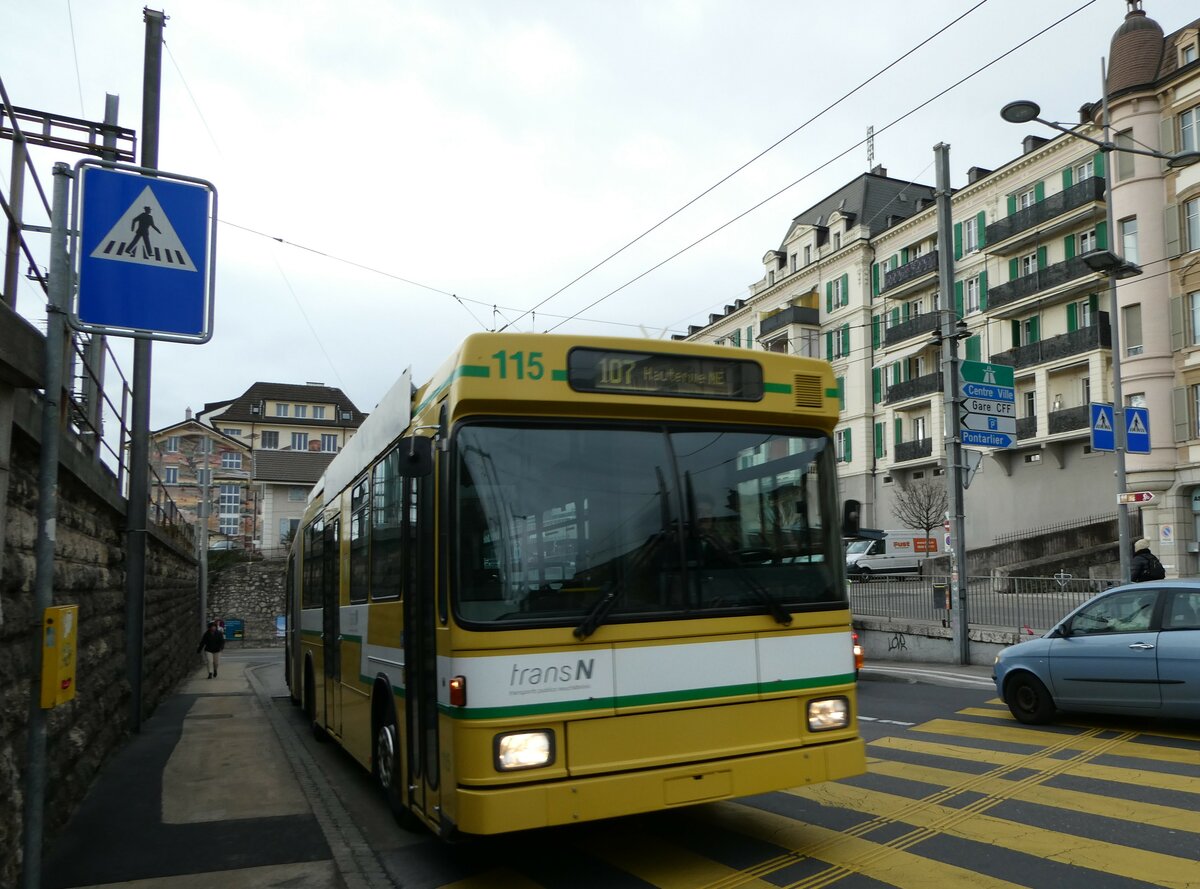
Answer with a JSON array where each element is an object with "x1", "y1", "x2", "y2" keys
[{"x1": 1001, "y1": 77, "x2": 1200, "y2": 583}]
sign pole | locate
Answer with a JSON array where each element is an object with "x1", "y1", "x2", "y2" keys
[{"x1": 935, "y1": 143, "x2": 970, "y2": 665}]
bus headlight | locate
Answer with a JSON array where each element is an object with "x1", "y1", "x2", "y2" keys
[
  {"x1": 807, "y1": 697, "x2": 850, "y2": 731},
  {"x1": 494, "y1": 730, "x2": 555, "y2": 771}
]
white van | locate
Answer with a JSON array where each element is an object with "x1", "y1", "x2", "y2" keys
[{"x1": 846, "y1": 529, "x2": 938, "y2": 579}]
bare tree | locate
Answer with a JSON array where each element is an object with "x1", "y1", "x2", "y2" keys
[{"x1": 891, "y1": 478, "x2": 948, "y2": 540}]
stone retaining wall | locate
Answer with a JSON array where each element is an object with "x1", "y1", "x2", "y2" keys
[{"x1": 207, "y1": 557, "x2": 287, "y2": 647}]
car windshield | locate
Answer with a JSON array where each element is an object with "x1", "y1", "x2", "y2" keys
[
  {"x1": 846, "y1": 540, "x2": 872, "y2": 555},
  {"x1": 453, "y1": 422, "x2": 846, "y2": 627}
]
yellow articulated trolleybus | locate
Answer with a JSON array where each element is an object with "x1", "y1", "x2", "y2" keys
[{"x1": 285, "y1": 332, "x2": 866, "y2": 837}]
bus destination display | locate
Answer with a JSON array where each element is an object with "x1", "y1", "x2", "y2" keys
[{"x1": 568, "y1": 348, "x2": 763, "y2": 400}]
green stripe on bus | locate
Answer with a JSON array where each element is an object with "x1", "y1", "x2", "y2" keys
[
  {"x1": 552, "y1": 369, "x2": 567, "y2": 381},
  {"x1": 461, "y1": 364, "x2": 490, "y2": 378},
  {"x1": 763, "y1": 382, "x2": 790, "y2": 394}
]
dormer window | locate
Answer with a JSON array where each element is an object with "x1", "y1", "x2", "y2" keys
[{"x1": 1181, "y1": 40, "x2": 1197, "y2": 66}]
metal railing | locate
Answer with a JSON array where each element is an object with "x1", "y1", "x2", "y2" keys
[{"x1": 849, "y1": 573, "x2": 1119, "y2": 636}]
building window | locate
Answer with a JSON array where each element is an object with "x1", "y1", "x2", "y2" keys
[
  {"x1": 291, "y1": 432, "x2": 309, "y2": 451},
  {"x1": 218, "y1": 484, "x2": 240, "y2": 535},
  {"x1": 768, "y1": 270, "x2": 775, "y2": 286},
  {"x1": 1078, "y1": 228, "x2": 1097, "y2": 254},
  {"x1": 790, "y1": 253, "x2": 797, "y2": 273},
  {"x1": 1020, "y1": 252, "x2": 1038, "y2": 276},
  {"x1": 1075, "y1": 158, "x2": 1094, "y2": 180},
  {"x1": 1182, "y1": 106, "x2": 1198, "y2": 152},
  {"x1": 1016, "y1": 187, "x2": 1037, "y2": 210},
  {"x1": 1075, "y1": 298, "x2": 1095, "y2": 328},
  {"x1": 797, "y1": 328, "x2": 818, "y2": 358},
  {"x1": 1021, "y1": 317, "x2": 1038, "y2": 346},
  {"x1": 1123, "y1": 304, "x2": 1143, "y2": 356},
  {"x1": 281, "y1": 517, "x2": 300, "y2": 545},
  {"x1": 164, "y1": 436, "x2": 179, "y2": 453},
  {"x1": 1081, "y1": 378, "x2": 1091, "y2": 404},
  {"x1": 907, "y1": 299, "x2": 921, "y2": 318},
  {"x1": 1023, "y1": 391, "x2": 1036, "y2": 418},
  {"x1": 289, "y1": 486, "x2": 307, "y2": 502},
  {"x1": 294, "y1": 404, "x2": 308, "y2": 418},
  {"x1": 197, "y1": 469, "x2": 211, "y2": 486},
  {"x1": 834, "y1": 232, "x2": 842, "y2": 250},
  {"x1": 321, "y1": 433, "x2": 338, "y2": 452},
  {"x1": 835, "y1": 428, "x2": 850, "y2": 463},
  {"x1": 1183, "y1": 43, "x2": 1199, "y2": 65},
  {"x1": 1127, "y1": 392, "x2": 1146, "y2": 409},
  {"x1": 164, "y1": 467, "x2": 178, "y2": 485},
  {"x1": 1191, "y1": 292, "x2": 1200, "y2": 345},
  {"x1": 966, "y1": 277, "x2": 981, "y2": 314},
  {"x1": 1116, "y1": 130, "x2": 1135, "y2": 179},
  {"x1": 275, "y1": 403, "x2": 289, "y2": 417},
  {"x1": 963, "y1": 217, "x2": 979, "y2": 252},
  {"x1": 222, "y1": 427, "x2": 241, "y2": 437},
  {"x1": 1120, "y1": 217, "x2": 1139, "y2": 265},
  {"x1": 220, "y1": 452, "x2": 242, "y2": 469},
  {"x1": 1187, "y1": 198, "x2": 1200, "y2": 252},
  {"x1": 260, "y1": 431, "x2": 279, "y2": 449},
  {"x1": 313, "y1": 406, "x2": 326, "y2": 420},
  {"x1": 832, "y1": 277, "x2": 845, "y2": 306},
  {"x1": 913, "y1": 416, "x2": 927, "y2": 441},
  {"x1": 804, "y1": 245, "x2": 811, "y2": 265}
]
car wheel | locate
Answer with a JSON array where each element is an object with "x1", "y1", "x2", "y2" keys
[{"x1": 1004, "y1": 672, "x2": 1055, "y2": 725}]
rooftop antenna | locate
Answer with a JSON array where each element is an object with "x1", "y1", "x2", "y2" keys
[{"x1": 866, "y1": 125, "x2": 875, "y2": 171}]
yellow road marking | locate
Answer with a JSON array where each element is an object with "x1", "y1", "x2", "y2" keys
[
  {"x1": 916, "y1": 718, "x2": 1200, "y2": 764},
  {"x1": 574, "y1": 826, "x2": 778, "y2": 889}
]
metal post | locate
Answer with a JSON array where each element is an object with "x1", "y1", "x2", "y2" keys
[
  {"x1": 125, "y1": 8, "x2": 164, "y2": 732},
  {"x1": 935, "y1": 143, "x2": 970, "y2": 665},
  {"x1": 1101, "y1": 60, "x2": 1132, "y2": 584},
  {"x1": 21, "y1": 161, "x2": 72, "y2": 889},
  {"x1": 3, "y1": 135, "x2": 25, "y2": 309},
  {"x1": 198, "y1": 435, "x2": 210, "y2": 629}
]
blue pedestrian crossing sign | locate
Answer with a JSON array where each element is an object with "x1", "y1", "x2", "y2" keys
[
  {"x1": 70, "y1": 160, "x2": 217, "y2": 343},
  {"x1": 1090, "y1": 402, "x2": 1150, "y2": 454}
]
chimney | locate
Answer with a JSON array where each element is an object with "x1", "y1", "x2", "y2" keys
[
  {"x1": 1022, "y1": 135, "x2": 1049, "y2": 155},
  {"x1": 967, "y1": 166, "x2": 993, "y2": 184},
  {"x1": 869, "y1": 164, "x2": 887, "y2": 177},
  {"x1": 185, "y1": 407, "x2": 193, "y2": 420}
]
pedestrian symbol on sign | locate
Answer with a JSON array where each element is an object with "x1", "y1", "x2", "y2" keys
[{"x1": 89, "y1": 185, "x2": 197, "y2": 272}]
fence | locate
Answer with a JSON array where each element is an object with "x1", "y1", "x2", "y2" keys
[{"x1": 849, "y1": 573, "x2": 1120, "y2": 636}]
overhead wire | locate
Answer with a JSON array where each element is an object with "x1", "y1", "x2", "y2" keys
[{"x1": 545, "y1": 0, "x2": 1100, "y2": 333}]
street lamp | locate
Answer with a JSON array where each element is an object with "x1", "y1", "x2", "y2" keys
[{"x1": 1001, "y1": 80, "x2": 1200, "y2": 583}]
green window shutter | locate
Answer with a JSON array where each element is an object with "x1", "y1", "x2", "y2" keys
[
  {"x1": 1037, "y1": 245, "x2": 1047, "y2": 270},
  {"x1": 1173, "y1": 387, "x2": 1190, "y2": 442},
  {"x1": 875, "y1": 423, "x2": 884, "y2": 459},
  {"x1": 901, "y1": 248, "x2": 909, "y2": 265},
  {"x1": 902, "y1": 302, "x2": 910, "y2": 321},
  {"x1": 837, "y1": 376, "x2": 845, "y2": 411},
  {"x1": 954, "y1": 280, "x2": 964, "y2": 318},
  {"x1": 977, "y1": 211, "x2": 987, "y2": 248},
  {"x1": 1034, "y1": 181, "x2": 1045, "y2": 202},
  {"x1": 891, "y1": 253, "x2": 899, "y2": 271},
  {"x1": 825, "y1": 331, "x2": 833, "y2": 359},
  {"x1": 1007, "y1": 194, "x2": 1017, "y2": 216},
  {"x1": 1067, "y1": 303, "x2": 1078, "y2": 332},
  {"x1": 1011, "y1": 319, "x2": 1021, "y2": 346},
  {"x1": 746, "y1": 325, "x2": 753, "y2": 348},
  {"x1": 954, "y1": 221, "x2": 963, "y2": 260},
  {"x1": 1088, "y1": 293, "x2": 1099, "y2": 314},
  {"x1": 1062, "y1": 168, "x2": 1073, "y2": 189},
  {"x1": 872, "y1": 263, "x2": 880, "y2": 297},
  {"x1": 903, "y1": 361, "x2": 911, "y2": 382},
  {"x1": 1093, "y1": 152, "x2": 1105, "y2": 179},
  {"x1": 841, "y1": 323, "x2": 850, "y2": 355},
  {"x1": 872, "y1": 368, "x2": 882, "y2": 404},
  {"x1": 890, "y1": 307, "x2": 900, "y2": 327},
  {"x1": 1096, "y1": 220, "x2": 1108, "y2": 249},
  {"x1": 1009, "y1": 257, "x2": 1019, "y2": 280},
  {"x1": 966, "y1": 334, "x2": 981, "y2": 362},
  {"x1": 826, "y1": 281, "x2": 833, "y2": 313},
  {"x1": 1064, "y1": 234, "x2": 1075, "y2": 260},
  {"x1": 840, "y1": 273, "x2": 849, "y2": 305},
  {"x1": 872, "y1": 314, "x2": 881, "y2": 348},
  {"x1": 979, "y1": 269, "x2": 988, "y2": 309},
  {"x1": 1030, "y1": 316, "x2": 1040, "y2": 343},
  {"x1": 844, "y1": 428, "x2": 852, "y2": 464},
  {"x1": 894, "y1": 417, "x2": 903, "y2": 445}
]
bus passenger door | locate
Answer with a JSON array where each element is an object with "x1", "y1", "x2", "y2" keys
[
  {"x1": 322, "y1": 516, "x2": 342, "y2": 736},
  {"x1": 403, "y1": 470, "x2": 440, "y2": 826}
]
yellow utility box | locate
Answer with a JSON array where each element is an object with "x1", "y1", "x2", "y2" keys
[{"x1": 40, "y1": 604, "x2": 79, "y2": 708}]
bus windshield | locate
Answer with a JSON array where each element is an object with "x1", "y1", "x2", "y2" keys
[{"x1": 454, "y1": 423, "x2": 846, "y2": 627}]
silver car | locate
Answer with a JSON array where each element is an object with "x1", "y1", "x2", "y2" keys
[{"x1": 993, "y1": 581, "x2": 1200, "y2": 724}]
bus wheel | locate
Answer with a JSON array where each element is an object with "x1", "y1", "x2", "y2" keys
[{"x1": 375, "y1": 706, "x2": 422, "y2": 831}]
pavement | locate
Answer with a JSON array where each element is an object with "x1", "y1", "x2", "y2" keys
[{"x1": 37, "y1": 651, "x2": 996, "y2": 889}]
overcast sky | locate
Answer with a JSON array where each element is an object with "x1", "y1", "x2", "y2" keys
[{"x1": 4, "y1": 0, "x2": 1184, "y2": 431}]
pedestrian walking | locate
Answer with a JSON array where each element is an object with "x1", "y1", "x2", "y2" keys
[
  {"x1": 1130, "y1": 538, "x2": 1166, "y2": 582},
  {"x1": 197, "y1": 620, "x2": 225, "y2": 678}
]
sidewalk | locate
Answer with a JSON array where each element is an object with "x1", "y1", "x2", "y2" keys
[
  {"x1": 37, "y1": 653, "x2": 995, "y2": 888},
  {"x1": 41, "y1": 653, "x2": 339, "y2": 889}
]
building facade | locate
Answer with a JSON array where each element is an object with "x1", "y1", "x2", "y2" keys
[{"x1": 685, "y1": 3, "x2": 1200, "y2": 574}]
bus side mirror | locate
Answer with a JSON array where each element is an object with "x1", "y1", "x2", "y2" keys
[
  {"x1": 842, "y1": 499, "x2": 861, "y2": 538},
  {"x1": 399, "y1": 436, "x2": 433, "y2": 477}
]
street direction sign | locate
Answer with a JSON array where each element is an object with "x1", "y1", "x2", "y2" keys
[
  {"x1": 1125, "y1": 405, "x2": 1150, "y2": 454},
  {"x1": 70, "y1": 160, "x2": 217, "y2": 343},
  {"x1": 958, "y1": 360, "x2": 1015, "y2": 448},
  {"x1": 1118, "y1": 491, "x2": 1155, "y2": 505}
]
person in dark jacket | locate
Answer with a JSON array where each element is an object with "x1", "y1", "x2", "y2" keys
[
  {"x1": 1130, "y1": 538, "x2": 1165, "y2": 583},
  {"x1": 197, "y1": 621, "x2": 225, "y2": 678}
]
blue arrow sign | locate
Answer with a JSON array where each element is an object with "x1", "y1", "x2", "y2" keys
[
  {"x1": 961, "y1": 429, "x2": 1014, "y2": 448},
  {"x1": 1090, "y1": 402, "x2": 1115, "y2": 451},
  {"x1": 961, "y1": 382, "x2": 1016, "y2": 401},
  {"x1": 71, "y1": 161, "x2": 217, "y2": 343},
  {"x1": 1126, "y1": 405, "x2": 1150, "y2": 454}
]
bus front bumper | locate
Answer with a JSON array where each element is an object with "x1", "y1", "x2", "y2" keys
[{"x1": 452, "y1": 736, "x2": 866, "y2": 835}]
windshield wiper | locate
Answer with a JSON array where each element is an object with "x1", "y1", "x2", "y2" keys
[
  {"x1": 574, "y1": 584, "x2": 620, "y2": 640},
  {"x1": 700, "y1": 537, "x2": 792, "y2": 626}
]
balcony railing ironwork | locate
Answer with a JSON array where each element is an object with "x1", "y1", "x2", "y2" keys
[
  {"x1": 894, "y1": 437, "x2": 933, "y2": 462},
  {"x1": 883, "y1": 250, "x2": 939, "y2": 292},
  {"x1": 885, "y1": 371, "x2": 942, "y2": 404},
  {"x1": 987, "y1": 317, "x2": 1111, "y2": 370},
  {"x1": 984, "y1": 176, "x2": 1106, "y2": 245},
  {"x1": 1016, "y1": 416, "x2": 1037, "y2": 440},
  {"x1": 987, "y1": 255, "x2": 1098, "y2": 310},
  {"x1": 883, "y1": 311, "x2": 940, "y2": 346},
  {"x1": 758, "y1": 304, "x2": 819, "y2": 337},
  {"x1": 1049, "y1": 405, "x2": 1091, "y2": 434}
]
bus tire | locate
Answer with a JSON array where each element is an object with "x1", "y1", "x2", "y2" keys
[{"x1": 374, "y1": 697, "x2": 422, "y2": 831}]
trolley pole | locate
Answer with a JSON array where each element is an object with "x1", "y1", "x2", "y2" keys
[{"x1": 934, "y1": 143, "x2": 970, "y2": 665}]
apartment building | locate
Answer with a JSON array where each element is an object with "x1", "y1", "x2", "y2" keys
[{"x1": 685, "y1": 3, "x2": 1200, "y2": 573}]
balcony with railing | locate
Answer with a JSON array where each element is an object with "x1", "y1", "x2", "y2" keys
[
  {"x1": 986, "y1": 255, "x2": 1098, "y2": 312},
  {"x1": 1016, "y1": 416, "x2": 1037, "y2": 440},
  {"x1": 1048, "y1": 405, "x2": 1090, "y2": 435},
  {"x1": 894, "y1": 437, "x2": 933, "y2": 462},
  {"x1": 988, "y1": 317, "x2": 1110, "y2": 370},
  {"x1": 882, "y1": 250, "x2": 939, "y2": 294},
  {"x1": 883, "y1": 311, "x2": 940, "y2": 346},
  {"x1": 758, "y1": 304, "x2": 819, "y2": 338},
  {"x1": 885, "y1": 371, "x2": 942, "y2": 405},
  {"x1": 984, "y1": 176, "x2": 1106, "y2": 247}
]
